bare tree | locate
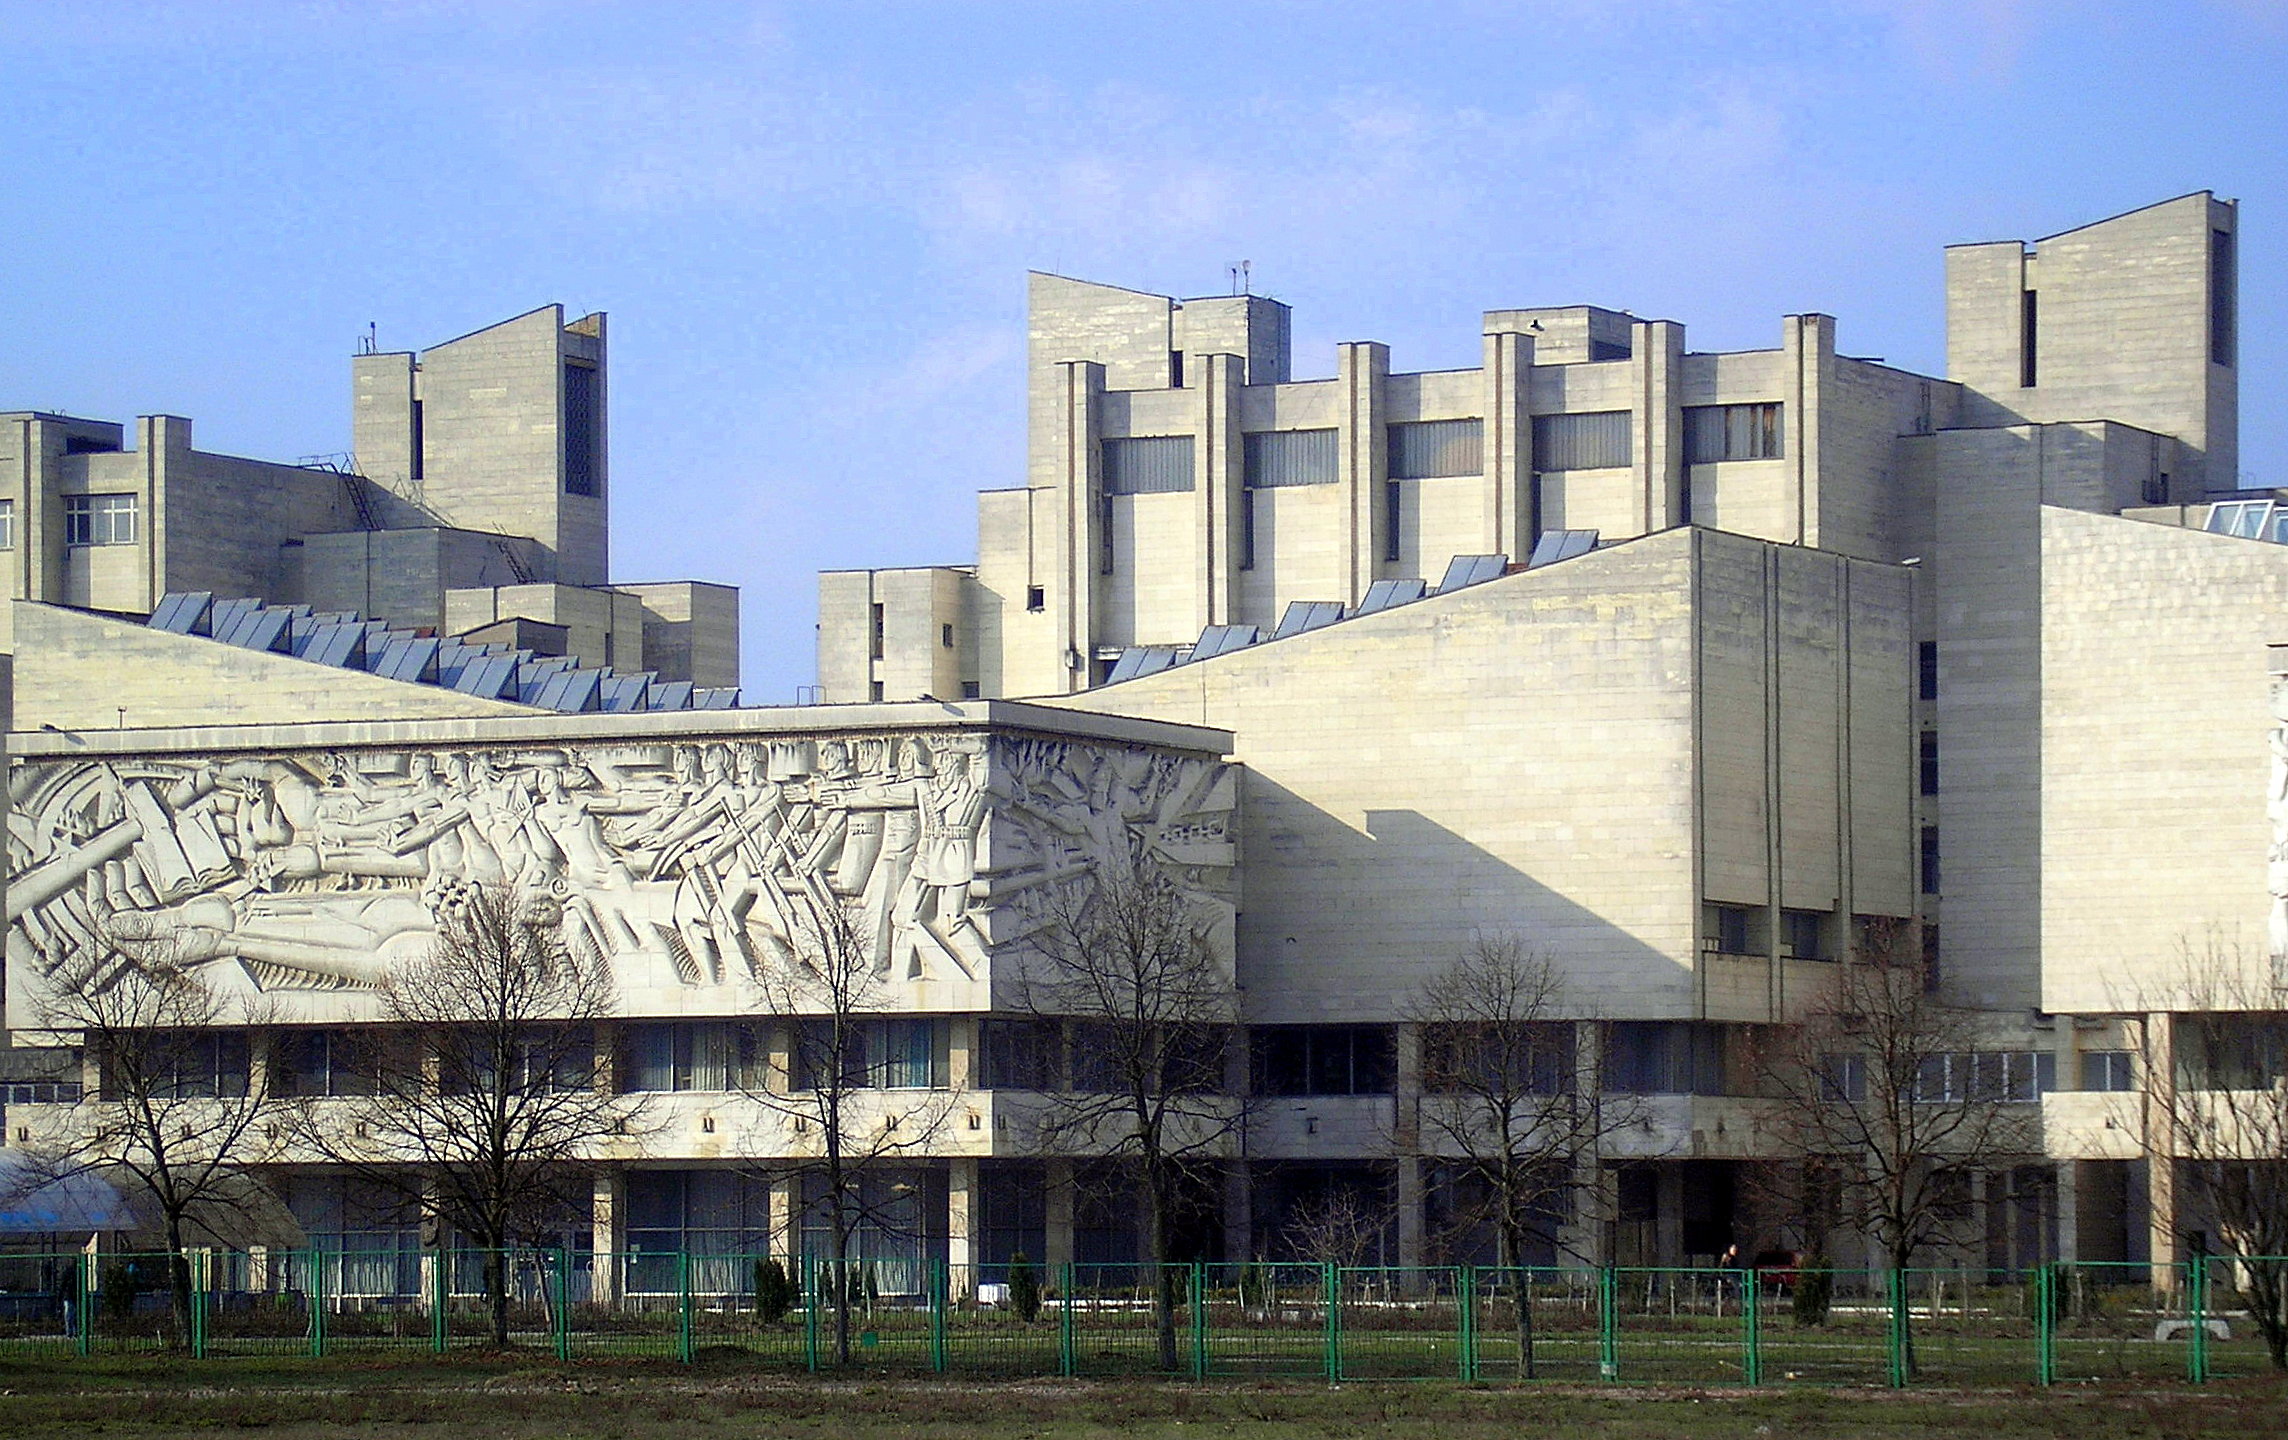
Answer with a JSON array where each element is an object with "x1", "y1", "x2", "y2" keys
[
  {"x1": 310, "y1": 886, "x2": 637, "y2": 1347},
  {"x1": 2138, "y1": 935, "x2": 2288, "y2": 1369},
  {"x1": 1410, "y1": 936, "x2": 1635, "y2": 1378},
  {"x1": 1280, "y1": 1184, "x2": 1389, "y2": 1271},
  {"x1": 1754, "y1": 928, "x2": 2041, "y2": 1374},
  {"x1": 735, "y1": 887, "x2": 956, "y2": 1367},
  {"x1": 1014, "y1": 847, "x2": 1244, "y2": 1372},
  {"x1": 26, "y1": 938, "x2": 285, "y2": 1348}
]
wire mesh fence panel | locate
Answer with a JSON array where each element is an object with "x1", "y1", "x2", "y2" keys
[
  {"x1": 576, "y1": 1253, "x2": 683, "y2": 1361},
  {"x1": 1894, "y1": 1269, "x2": 2036, "y2": 1386},
  {"x1": 1198, "y1": 1264, "x2": 1327, "y2": 1379},
  {"x1": 432, "y1": 1250, "x2": 567, "y2": 1352},
  {"x1": 297, "y1": 1249, "x2": 435, "y2": 1354},
  {"x1": 2197, "y1": 1256, "x2": 2288, "y2": 1381},
  {"x1": 1470, "y1": 1267, "x2": 1603, "y2": 1383},
  {"x1": 86, "y1": 1252, "x2": 192, "y2": 1355},
  {"x1": 1064, "y1": 1265, "x2": 1194, "y2": 1377},
  {"x1": 0, "y1": 1253, "x2": 86, "y2": 1360},
  {"x1": 2045, "y1": 1262, "x2": 2198, "y2": 1383},
  {"x1": 1607, "y1": 1269, "x2": 1754, "y2": 1385},
  {"x1": 199, "y1": 1249, "x2": 318, "y2": 1357},
  {"x1": 803, "y1": 1258, "x2": 937, "y2": 1373},
  {"x1": 1749, "y1": 1271, "x2": 1891, "y2": 1386},
  {"x1": 1331, "y1": 1268, "x2": 1466, "y2": 1381},
  {"x1": 942, "y1": 1264, "x2": 1060, "y2": 1377}
]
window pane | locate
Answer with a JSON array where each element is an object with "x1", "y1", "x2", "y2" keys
[
  {"x1": 563, "y1": 362, "x2": 601, "y2": 497},
  {"x1": 1387, "y1": 419, "x2": 1483, "y2": 479},
  {"x1": 1684, "y1": 404, "x2": 1784, "y2": 463},
  {"x1": 1103, "y1": 435, "x2": 1196, "y2": 494},
  {"x1": 1243, "y1": 429, "x2": 1338, "y2": 488},
  {"x1": 1531, "y1": 411, "x2": 1631, "y2": 472}
]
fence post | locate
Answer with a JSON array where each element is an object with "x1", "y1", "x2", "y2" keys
[
  {"x1": 929, "y1": 1258, "x2": 948, "y2": 1374},
  {"x1": 1741, "y1": 1268, "x2": 1760, "y2": 1386},
  {"x1": 1188, "y1": 1261, "x2": 1208, "y2": 1381},
  {"x1": 1057, "y1": 1263, "x2": 1076, "y2": 1378},
  {"x1": 2035, "y1": 1264, "x2": 2056, "y2": 1386},
  {"x1": 1885, "y1": 1269, "x2": 1907, "y2": 1389},
  {"x1": 553, "y1": 1247, "x2": 571, "y2": 1362},
  {"x1": 675, "y1": 1248, "x2": 694, "y2": 1364},
  {"x1": 189, "y1": 1250, "x2": 206, "y2": 1360},
  {"x1": 75, "y1": 1251, "x2": 91, "y2": 1359},
  {"x1": 2188, "y1": 1255, "x2": 2209, "y2": 1385},
  {"x1": 1457, "y1": 1267, "x2": 1475, "y2": 1382},
  {"x1": 1322, "y1": 1264, "x2": 1340, "y2": 1384},
  {"x1": 1597, "y1": 1266, "x2": 1617, "y2": 1381},
  {"x1": 309, "y1": 1248, "x2": 326, "y2": 1360},
  {"x1": 802, "y1": 1255, "x2": 820, "y2": 1373},
  {"x1": 430, "y1": 1248, "x2": 447, "y2": 1355}
]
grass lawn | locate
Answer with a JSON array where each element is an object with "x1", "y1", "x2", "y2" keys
[{"x1": 0, "y1": 1354, "x2": 2282, "y2": 1439}]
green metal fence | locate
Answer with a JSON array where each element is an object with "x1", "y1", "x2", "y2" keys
[{"x1": 0, "y1": 1249, "x2": 2275, "y2": 1384}]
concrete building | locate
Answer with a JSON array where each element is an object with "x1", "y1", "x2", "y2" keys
[
  {"x1": 5, "y1": 194, "x2": 2284, "y2": 1295},
  {"x1": 2, "y1": 306, "x2": 739, "y2": 688}
]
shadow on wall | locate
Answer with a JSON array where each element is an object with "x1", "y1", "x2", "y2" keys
[{"x1": 1232, "y1": 776, "x2": 1688, "y2": 1023}]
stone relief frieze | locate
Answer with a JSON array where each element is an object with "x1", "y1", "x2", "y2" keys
[{"x1": 5, "y1": 731, "x2": 1234, "y2": 1007}]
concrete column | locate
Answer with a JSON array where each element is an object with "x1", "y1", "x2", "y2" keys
[
  {"x1": 1057, "y1": 361, "x2": 1104, "y2": 691},
  {"x1": 591, "y1": 1170, "x2": 623, "y2": 1302},
  {"x1": 1393, "y1": 1023, "x2": 1424, "y2": 1270},
  {"x1": 1631, "y1": 320, "x2": 1686, "y2": 537},
  {"x1": 1336, "y1": 341, "x2": 1390, "y2": 604},
  {"x1": 1655, "y1": 1163, "x2": 1685, "y2": 1268},
  {"x1": 1480, "y1": 324, "x2": 1536, "y2": 558},
  {"x1": 2143, "y1": 1012, "x2": 2180, "y2": 1277},
  {"x1": 1222, "y1": 1165, "x2": 1254, "y2": 1264},
  {"x1": 947, "y1": 1158, "x2": 978, "y2": 1298},
  {"x1": 1044, "y1": 1159, "x2": 1075, "y2": 1270},
  {"x1": 1198, "y1": 352, "x2": 1245, "y2": 628},
  {"x1": 2054, "y1": 1161, "x2": 2078, "y2": 1266},
  {"x1": 770, "y1": 1177, "x2": 801, "y2": 1267},
  {"x1": 1782, "y1": 314, "x2": 1835, "y2": 548}
]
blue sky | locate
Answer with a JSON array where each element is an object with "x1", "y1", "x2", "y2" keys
[{"x1": 3, "y1": 0, "x2": 2283, "y2": 700}]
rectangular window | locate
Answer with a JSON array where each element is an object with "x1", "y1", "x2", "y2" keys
[
  {"x1": 1914, "y1": 1051, "x2": 2054, "y2": 1104},
  {"x1": 1421, "y1": 1021, "x2": 1574, "y2": 1096},
  {"x1": 621, "y1": 1023, "x2": 754, "y2": 1093},
  {"x1": 1919, "y1": 641, "x2": 1938, "y2": 701},
  {"x1": 1921, "y1": 825, "x2": 1940, "y2": 895},
  {"x1": 977, "y1": 1019, "x2": 1056, "y2": 1090},
  {"x1": 563, "y1": 361, "x2": 601, "y2": 496},
  {"x1": 1239, "y1": 490, "x2": 1256, "y2": 570},
  {"x1": 2020, "y1": 290, "x2": 2038, "y2": 389},
  {"x1": 2080, "y1": 1050, "x2": 2134, "y2": 1092},
  {"x1": 869, "y1": 603, "x2": 885, "y2": 660},
  {"x1": 1713, "y1": 904, "x2": 1753, "y2": 954},
  {"x1": 1531, "y1": 411, "x2": 1631, "y2": 472},
  {"x1": 0, "y1": 499, "x2": 14, "y2": 551},
  {"x1": 1169, "y1": 350, "x2": 1185, "y2": 389},
  {"x1": 1387, "y1": 418, "x2": 1483, "y2": 479},
  {"x1": 1243, "y1": 428, "x2": 1338, "y2": 488},
  {"x1": 1250, "y1": 1026, "x2": 1396, "y2": 1096},
  {"x1": 1383, "y1": 480, "x2": 1401, "y2": 563},
  {"x1": 868, "y1": 1018, "x2": 944, "y2": 1089},
  {"x1": 1102, "y1": 435, "x2": 1195, "y2": 494},
  {"x1": 1684, "y1": 403, "x2": 1784, "y2": 463},
  {"x1": 1099, "y1": 493, "x2": 1116, "y2": 575},
  {"x1": 869, "y1": 680, "x2": 884, "y2": 701},
  {"x1": 1603, "y1": 1022, "x2": 1726, "y2": 1095},
  {"x1": 1818, "y1": 1054, "x2": 1867, "y2": 1103},
  {"x1": 960, "y1": 680, "x2": 980, "y2": 699},
  {"x1": 941, "y1": 623, "x2": 955, "y2": 649},
  {"x1": 1025, "y1": 585, "x2": 1045, "y2": 613},
  {"x1": 409, "y1": 397, "x2": 425, "y2": 482},
  {"x1": 63, "y1": 493, "x2": 138, "y2": 546},
  {"x1": 1920, "y1": 732, "x2": 1939, "y2": 797},
  {"x1": 2213, "y1": 228, "x2": 2236, "y2": 367},
  {"x1": 275, "y1": 1030, "x2": 374, "y2": 1098},
  {"x1": 1782, "y1": 909, "x2": 1830, "y2": 961}
]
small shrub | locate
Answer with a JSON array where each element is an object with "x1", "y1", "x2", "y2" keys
[
  {"x1": 1792, "y1": 1263, "x2": 1833, "y2": 1328},
  {"x1": 100, "y1": 1261, "x2": 144, "y2": 1326},
  {"x1": 753, "y1": 1258, "x2": 796, "y2": 1325},
  {"x1": 1007, "y1": 1252, "x2": 1042, "y2": 1323}
]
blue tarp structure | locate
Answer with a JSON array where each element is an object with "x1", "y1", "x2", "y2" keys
[{"x1": 0, "y1": 1153, "x2": 134, "y2": 1236}]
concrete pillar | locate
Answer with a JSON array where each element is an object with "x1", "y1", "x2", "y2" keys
[
  {"x1": 1056, "y1": 361, "x2": 1104, "y2": 692},
  {"x1": 1044, "y1": 1159, "x2": 1075, "y2": 1270},
  {"x1": 2144, "y1": 1012, "x2": 2180, "y2": 1278},
  {"x1": 1393, "y1": 1023, "x2": 1424, "y2": 1271},
  {"x1": 1782, "y1": 314, "x2": 1835, "y2": 549},
  {"x1": 2056, "y1": 1161, "x2": 2080, "y2": 1266},
  {"x1": 591, "y1": 1170, "x2": 623, "y2": 1302},
  {"x1": 1480, "y1": 323, "x2": 1536, "y2": 558},
  {"x1": 770, "y1": 1177, "x2": 801, "y2": 1268},
  {"x1": 1336, "y1": 341, "x2": 1390, "y2": 604},
  {"x1": 1222, "y1": 1165, "x2": 1254, "y2": 1264},
  {"x1": 1631, "y1": 319, "x2": 1686, "y2": 537},
  {"x1": 1655, "y1": 1164, "x2": 1685, "y2": 1268},
  {"x1": 1197, "y1": 352, "x2": 1245, "y2": 629},
  {"x1": 947, "y1": 1158, "x2": 978, "y2": 1298}
]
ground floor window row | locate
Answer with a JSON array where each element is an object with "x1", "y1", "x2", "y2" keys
[{"x1": 248, "y1": 1157, "x2": 2184, "y2": 1301}]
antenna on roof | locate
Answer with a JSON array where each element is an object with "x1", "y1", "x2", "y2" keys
[
  {"x1": 358, "y1": 321, "x2": 377, "y2": 356},
  {"x1": 1229, "y1": 261, "x2": 1251, "y2": 296}
]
